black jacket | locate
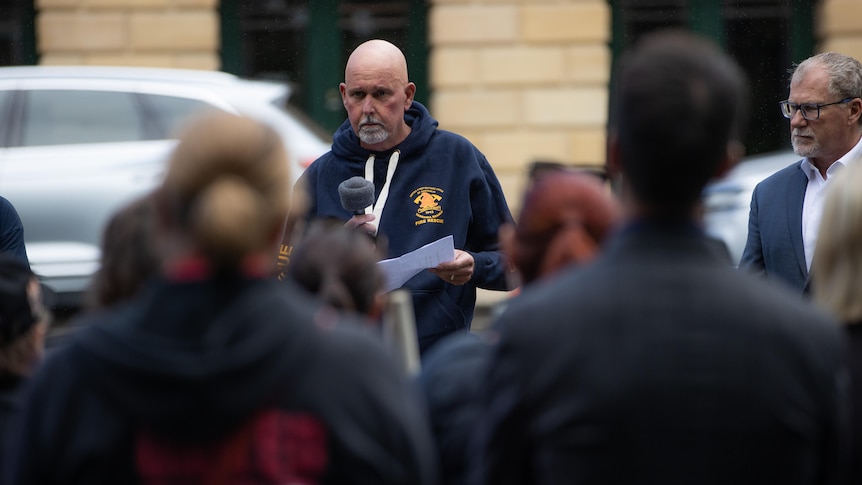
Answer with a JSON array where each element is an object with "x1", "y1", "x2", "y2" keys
[
  {"x1": 3, "y1": 275, "x2": 437, "y2": 484},
  {"x1": 477, "y1": 221, "x2": 847, "y2": 485}
]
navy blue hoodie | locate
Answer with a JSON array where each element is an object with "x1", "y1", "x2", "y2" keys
[{"x1": 298, "y1": 102, "x2": 512, "y2": 351}]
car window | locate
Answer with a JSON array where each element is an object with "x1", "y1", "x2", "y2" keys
[
  {"x1": 21, "y1": 90, "x2": 145, "y2": 146},
  {"x1": 0, "y1": 90, "x2": 10, "y2": 116},
  {"x1": 141, "y1": 93, "x2": 222, "y2": 138},
  {"x1": 0, "y1": 90, "x2": 10, "y2": 145}
]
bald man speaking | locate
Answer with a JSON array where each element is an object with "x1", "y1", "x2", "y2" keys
[{"x1": 287, "y1": 39, "x2": 513, "y2": 355}]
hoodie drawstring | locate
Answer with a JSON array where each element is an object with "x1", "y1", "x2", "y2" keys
[{"x1": 364, "y1": 150, "x2": 400, "y2": 236}]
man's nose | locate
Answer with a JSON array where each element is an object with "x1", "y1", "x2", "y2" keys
[
  {"x1": 362, "y1": 96, "x2": 375, "y2": 113},
  {"x1": 790, "y1": 108, "x2": 807, "y2": 127}
]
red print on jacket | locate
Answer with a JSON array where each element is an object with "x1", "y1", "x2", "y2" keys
[{"x1": 135, "y1": 410, "x2": 328, "y2": 485}]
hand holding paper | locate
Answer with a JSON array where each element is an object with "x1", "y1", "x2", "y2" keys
[{"x1": 378, "y1": 235, "x2": 455, "y2": 292}]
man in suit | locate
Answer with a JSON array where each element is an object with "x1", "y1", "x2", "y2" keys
[
  {"x1": 739, "y1": 52, "x2": 862, "y2": 294},
  {"x1": 474, "y1": 31, "x2": 847, "y2": 485}
]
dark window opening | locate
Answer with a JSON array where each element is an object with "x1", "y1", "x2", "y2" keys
[
  {"x1": 611, "y1": 0, "x2": 813, "y2": 156},
  {"x1": 222, "y1": 0, "x2": 426, "y2": 133},
  {"x1": 0, "y1": 0, "x2": 37, "y2": 66}
]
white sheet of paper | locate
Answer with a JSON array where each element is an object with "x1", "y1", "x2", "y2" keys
[{"x1": 378, "y1": 235, "x2": 455, "y2": 292}]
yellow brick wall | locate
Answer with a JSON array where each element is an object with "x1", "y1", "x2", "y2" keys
[
  {"x1": 429, "y1": 0, "x2": 611, "y2": 219},
  {"x1": 818, "y1": 0, "x2": 862, "y2": 61},
  {"x1": 35, "y1": 0, "x2": 219, "y2": 69}
]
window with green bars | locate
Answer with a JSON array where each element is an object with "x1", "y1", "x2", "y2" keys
[{"x1": 609, "y1": 0, "x2": 814, "y2": 155}]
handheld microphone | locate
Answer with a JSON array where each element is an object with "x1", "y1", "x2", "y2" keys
[{"x1": 338, "y1": 176, "x2": 375, "y2": 215}]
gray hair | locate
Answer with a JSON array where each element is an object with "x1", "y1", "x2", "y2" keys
[{"x1": 791, "y1": 52, "x2": 862, "y2": 99}]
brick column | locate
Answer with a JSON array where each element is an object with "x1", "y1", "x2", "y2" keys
[
  {"x1": 428, "y1": 0, "x2": 611, "y2": 206},
  {"x1": 818, "y1": 0, "x2": 862, "y2": 60}
]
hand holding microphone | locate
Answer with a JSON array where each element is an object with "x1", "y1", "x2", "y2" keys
[{"x1": 338, "y1": 176, "x2": 377, "y2": 235}]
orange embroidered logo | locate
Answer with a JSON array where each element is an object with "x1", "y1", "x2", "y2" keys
[{"x1": 411, "y1": 186, "x2": 444, "y2": 226}]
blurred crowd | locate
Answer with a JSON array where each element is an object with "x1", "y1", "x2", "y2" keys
[{"x1": 1, "y1": 30, "x2": 862, "y2": 485}]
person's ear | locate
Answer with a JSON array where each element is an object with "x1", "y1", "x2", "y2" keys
[
  {"x1": 714, "y1": 140, "x2": 745, "y2": 179},
  {"x1": 847, "y1": 97, "x2": 862, "y2": 126},
  {"x1": 404, "y1": 82, "x2": 416, "y2": 109},
  {"x1": 605, "y1": 131, "x2": 626, "y2": 197},
  {"x1": 605, "y1": 131, "x2": 621, "y2": 180},
  {"x1": 339, "y1": 83, "x2": 349, "y2": 109}
]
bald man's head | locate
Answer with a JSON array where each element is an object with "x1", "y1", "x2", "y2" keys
[
  {"x1": 340, "y1": 39, "x2": 416, "y2": 151},
  {"x1": 345, "y1": 39, "x2": 409, "y2": 83}
]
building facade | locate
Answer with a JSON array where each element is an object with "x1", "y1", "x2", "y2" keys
[
  {"x1": 4, "y1": 0, "x2": 857, "y2": 308},
  {"x1": 13, "y1": 0, "x2": 860, "y2": 206}
]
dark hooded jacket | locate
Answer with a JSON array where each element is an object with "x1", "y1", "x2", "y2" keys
[
  {"x1": 2, "y1": 275, "x2": 438, "y2": 485},
  {"x1": 298, "y1": 102, "x2": 512, "y2": 351},
  {"x1": 0, "y1": 196, "x2": 28, "y2": 265}
]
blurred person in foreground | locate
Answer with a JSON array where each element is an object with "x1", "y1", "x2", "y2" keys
[
  {"x1": 85, "y1": 192, "x2": 160, "y2": 311},
  {"x1": 417, "y1": 168, "x2": 622, "y2": 485},
  {"x1": 0, "y1": 196, "x2": 29, "y2": 265},
  {"x1": 286, "y1": 217, "x2": 386, "y2": 322},
  {"x1": 497, "y1": 167, "x2": 622, "y2": 294},
  {"x1": 283, "y1": 39, "x2": 513, "y2": 356},
  {"x1": 813, "y1": 159, "x2": 862, "y2": 485},
  {"x1": 740, "y1": 52, "x2": 862, "y2": 294},
  {"x1": 2, "y1": 112, "x2": 437, "y2": 485},
  {"x1": 285, "y1": 219, "x2": 424, "y2": 371},
  {"x1": 475, "y1": 30, "x2": 847, "y2": 485},
  {"x1": 47, "y1": 193, "x2": 162, "y2": 350},
  {"x1": 0, "y1": 254, "x2": 50, "y2": 459}
]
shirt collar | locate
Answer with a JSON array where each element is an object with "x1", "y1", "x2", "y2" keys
[{"x1": 801, "y1": 133, "x2": 862, "y2": 180}]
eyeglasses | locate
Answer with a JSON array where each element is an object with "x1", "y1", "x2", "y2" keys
[{"x1": 779, "y1": 97, "x2": 854, "y2": 121}]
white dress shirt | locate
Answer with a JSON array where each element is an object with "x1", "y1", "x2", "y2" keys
[{"x1": 801, "y1": 134, "x2": 862, "y2": 270}]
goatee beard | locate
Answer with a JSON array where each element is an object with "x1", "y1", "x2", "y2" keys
[
  {"x1": 791, "y1": 138, "x2": 818, "y2": 158},
  {"x1": 359, "y1": 125, "x2": 388, "y2": 145}
]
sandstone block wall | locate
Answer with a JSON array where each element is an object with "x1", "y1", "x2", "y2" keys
[
  {"x1": 34, "y1": 0, "x2": 856, "y2": 204},
  {"x1": 36, "y1": 0, "x2": 219, "y2": 69},
  {"x1": 429, "y1": 0, "x2": 611, "y2": 211},
  {"x1": 818, "y1": 0, "x2": 862, "y2": 62}
]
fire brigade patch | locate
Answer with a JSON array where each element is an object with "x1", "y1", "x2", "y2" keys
[{"x1": 411, "y1": 186, "x2": 444, "y2": 226}]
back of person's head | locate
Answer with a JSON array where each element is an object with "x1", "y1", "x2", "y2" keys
[
  {"x1": 0, "y1": 253, "x2": 50, "y2": 376},
  {"x1": 813, "y1": 160, "x2": 862, "y2": 323},
  {"x1": 502, "y1": 169, "x2": 622, "y2": 286},
  {"x1": 85, "y1": 192, "x2": 160, "y2": 310},
  {"x1": 155, "y1": 112, "x2": 291, "y2": 270},
  {"x1": 287, "y1": 218, "x2": 385, "y2": 319},
  {"x1": 612, "y1": 30, "x2": 749, "y2": 211}
]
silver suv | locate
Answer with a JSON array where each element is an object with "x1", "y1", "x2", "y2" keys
[
  {"x1": 0, "y1": 66, "x2": 331, "y2": 306},
  {"x1": 702, "y1": 150, "x2": 799, "y2": 266}
]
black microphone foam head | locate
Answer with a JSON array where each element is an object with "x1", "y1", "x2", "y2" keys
[{"x1": 338, "y1": 176, "x2": 375, "y2": 214}]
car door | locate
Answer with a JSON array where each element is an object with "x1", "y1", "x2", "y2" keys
[{"x1": 0, "y1": 80, "x2": 176, "y2": 298}]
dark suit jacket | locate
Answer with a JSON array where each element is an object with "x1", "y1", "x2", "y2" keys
[
  {"x1": 477, "y1": 222, "x2": 846, "y2": 485},
  {"x1": 739, "y1": 160, "x2": 811, "y2": 293}
]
